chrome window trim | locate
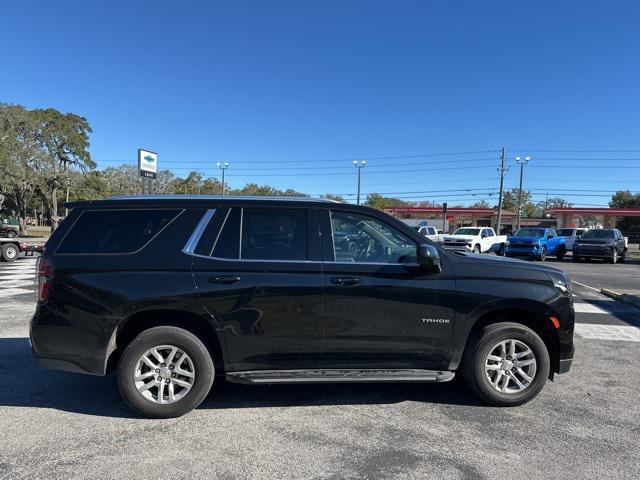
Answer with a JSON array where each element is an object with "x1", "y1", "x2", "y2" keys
[
  {"x1": 209, "y1": 208, "x2": 232, "y2": 257},
  {"x1": 182, "y1": 209, "x2": 215, "y2": 255},
  {"x1": 188, "y1": 251, "x2": 419, "y2": 267}
]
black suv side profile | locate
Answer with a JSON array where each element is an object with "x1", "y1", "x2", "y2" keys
[
  {"x1": 572, "y1": 228, "x2": 627, "y2": 263},
  {"x1": 30, "y1": 196, "x2": 574, "y2": 418}
]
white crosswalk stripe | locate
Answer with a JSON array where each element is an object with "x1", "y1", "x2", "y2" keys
[
  {"x1": 572, "y1": 301, "x2": 640, "y2": 342},
  {"x1": 575, "y1": 324, "x2": 640, "y2": 342},
  {"x1": 573, "y1": 303, "x2": 608, "y2": 314},
  {"x1": 0, "y1": 258, "x2": 37, "y2": 299}
]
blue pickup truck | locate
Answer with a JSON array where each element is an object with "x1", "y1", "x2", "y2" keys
[{"x1": 505, "y1": 227, "x2": 567, "y2": 261}]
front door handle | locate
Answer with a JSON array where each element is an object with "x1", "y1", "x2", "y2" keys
[
  {"x1": 208, "y1": 275, "x2": 241, "y2": 284},
  {"x1": 330, "y1": 276, "x2": 360, "y2": 285}
]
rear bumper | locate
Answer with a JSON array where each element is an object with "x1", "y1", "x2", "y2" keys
[{"x1": 30, "y1": 303, "x2": 112, "y2": 376}]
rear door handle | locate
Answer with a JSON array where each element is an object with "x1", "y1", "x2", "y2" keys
[
  {"x1": 330, "y1": 276, "x2": 360, "y2": 285},
  {"x1": 208, "y1": 275, "x2": 241, "y2": 284}
]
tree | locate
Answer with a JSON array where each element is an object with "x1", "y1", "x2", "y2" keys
[
  {"x1": 364, "y1": 193, "x2": 409, "y2": 209},
  {"x1": 33, "y1": 108, "x2": 94, "y2": 231},
  {"x1": 501, "y1": 188, "x2": 539, "y2": 217},
  {"x1": 470, "y1": 200, "x2": 491, "y2": 208},
  {"x1": 0, "y1": 104, "x2": 42, "y2": 233},
  {"x1": 610, "y1": 190, "x2": 640, "y2": 236},
  {"x1": 320, "y1": 193, "x2": 345, "y2": 203}
]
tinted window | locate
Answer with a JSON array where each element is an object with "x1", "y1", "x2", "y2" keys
[
  {"x1": 514, "y1": 228, "x2": 545, "y2": 237},
  {"x1": 547, "y1": 229, "x2": 556, "y2": 237},
  {"x1": 241, "y1": 208, "x2": 307, "y2": 260},
  {"x1": 576, "y1": 229, "x2": 586, "y2": 235},
  {"x1": 330, "y1": 211, "x2": 417, "y2": 264},
  {"x1": 58, "y1": 209, "x2": 180, "y2": 254},
  {"x1": 212, "y1": 208, "x2": 240, "y2": 258},
  {"x1": 483, "y1": 229, "x2": 494, "y2": 237},
  {"x1": 581, "y1": 230, "x2": 614, "y2": 240}
]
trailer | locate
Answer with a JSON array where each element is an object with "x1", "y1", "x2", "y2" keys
[{"x1": 0, "y1": 238, "x2": 45, "y2": 262}]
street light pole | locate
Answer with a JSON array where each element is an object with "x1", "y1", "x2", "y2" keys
[
  {"x1": 217, "y1": 162, "x2": 229, "y2": 195},
  {"x1": 515, "y1": 155, "x2": 531, "y2": 231},
  {"x1": 353, "y1": 160, "x2": 366, "y2": 205}
]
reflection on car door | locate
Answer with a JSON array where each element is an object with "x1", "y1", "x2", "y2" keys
[
  {"x1": 319, "y1": 209, "x2": 457, "y2": 370},
  {"x1": 191, "y1": 206, "x2": 324, "y2": 371}
]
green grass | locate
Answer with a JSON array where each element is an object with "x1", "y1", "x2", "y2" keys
[{"x1": 25, "y1": 226, "x2": 51, "y2": 238}]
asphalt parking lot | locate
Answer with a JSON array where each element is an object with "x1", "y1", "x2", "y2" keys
[{"x1": 1, "y1": 256, "x2": 639, "y2": 479}]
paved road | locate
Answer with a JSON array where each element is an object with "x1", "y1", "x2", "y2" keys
[{"x1": 1, "y1": 257, "x2": 639, "y2": 479}]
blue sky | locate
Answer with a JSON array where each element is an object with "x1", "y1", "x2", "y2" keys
[{"x1": 2, "y1": 0, "x2": 639, "y2": 205}]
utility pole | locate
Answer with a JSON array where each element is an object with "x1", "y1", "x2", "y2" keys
[
  {"x1": 353, "y1": 160, "x2": 366, "y2": 205},
  {"x1": 217, "y1": 162, "x2": 229, "y2": 195},
  {"x1": 515, "y1": 155, "x2": 531, "y2": 231},
  {"x1": 495, "y1": 147, "x2": 508, "y2": 234}
]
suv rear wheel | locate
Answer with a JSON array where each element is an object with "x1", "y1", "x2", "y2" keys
[
  {"x1": 461, "y1": 322, "x2": 550, "y2": 406},
  {"x1": 117, "y1": 326, "x2": 214, "y2": 418}
]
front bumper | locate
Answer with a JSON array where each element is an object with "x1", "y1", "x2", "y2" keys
[
  {"x1": 573, "y1": 246, "x2": 613, "y2": 258},
  {"x1": 443, "y1": 244, "x2": 472, "y2": 252}
]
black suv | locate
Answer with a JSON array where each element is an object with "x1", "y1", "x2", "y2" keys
[
  {"x1": 572, "y1": 228, "x2": 627, "y2": 263},
  {"x1": 31, "y1": 196, "x2": 574, "y2": 418}
]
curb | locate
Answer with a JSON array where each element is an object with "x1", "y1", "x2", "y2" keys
[{"x1": 600, "y1": 288, "x2": 640, "y2": 309}]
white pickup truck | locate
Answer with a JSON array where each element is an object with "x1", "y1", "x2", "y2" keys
[
  {"x1": 443, "y1": 227, "x2": 507, "y2": 255},
  {"x1": 415, "y1": 225, "x2": 444, "y2": 244}
]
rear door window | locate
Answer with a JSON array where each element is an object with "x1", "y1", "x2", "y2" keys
[
  {"x1": 241, "y1": 208, "x2": 307, "y2": 261},
  {"x1": 57, "y1": 209, "x2": 180, "y2": 254}
]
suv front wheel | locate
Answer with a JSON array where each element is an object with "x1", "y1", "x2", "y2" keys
[
  {"x1": 461, "y1": 322, "x2": 550, "y2": 406},
  {"x1": 117, "y1": 326, "x2": 214, "y2": 418}
]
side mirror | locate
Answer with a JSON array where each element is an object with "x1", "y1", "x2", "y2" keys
[{"x1": 418, "y1": 244, "x2": 441, "y2": 273}]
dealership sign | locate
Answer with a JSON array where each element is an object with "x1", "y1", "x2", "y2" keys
[{"x1": 138, "y1": 149, "x2": 158, "y2": 178}]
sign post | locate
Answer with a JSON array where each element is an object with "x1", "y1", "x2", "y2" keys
[
  {"x1": 442, "y1": 202, "x2": 448, "y2": 234},
  {"x1": 138, "y1": 149, "x2": 158, "y2": 194}
]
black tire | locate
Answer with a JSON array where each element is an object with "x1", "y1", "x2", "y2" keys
[
  {"x1": 539, "y1": 246, "x2": 547, "y2": 262},
  {"x1": 473, "y1": 244, "x2": 481, "y2": 254},
  {"x1": 555, "y1": 246, "x2": 566, "y2": 260},
  {"x1": 7, "y1": 230, "x2": 17, "y2": 238},
  {"x1": 610, "y1": 249, "x2": 618, "y2": 264},
  {"x1": 619, "y1": 250, "x2": 626, "y2": 263},
  {"x1": 1, "y1": 243, "x2": 19, "y2": 262},
  {"x1": 460, "y1": 322, "x2": 550, "y2": 407},
  {"x1": 117, "y1": 326, "x2": 214, "y2": 418},
  {"x1": 497, "y1": 243, "x2": 506, "y2": 256},
  {"x1": 573, "y1": 255, "x2": 581, "y2": 262}
]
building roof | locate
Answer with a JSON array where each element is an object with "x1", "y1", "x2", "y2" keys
[{"x1": 545, "y1": 207, "x2": 640, "y2": 216}]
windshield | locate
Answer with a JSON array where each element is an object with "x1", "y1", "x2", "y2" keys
[
  {"x1": 556, "y1": 229, "x2": 573, "y2": 236},
  {"x1": 453, "y1": 228, "x2": 480, "y2": 235},
  {"x1": 581, "y1": 230, "x2": 614, "y2": 239},
  {"x1": 514, "y1": 228, "x2": 545, "y2": 237}
]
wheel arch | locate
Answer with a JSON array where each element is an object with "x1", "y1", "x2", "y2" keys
[
  {"x1": 457, "y1": 304, "x2": 560, "y2": 379},
  {"x1": 106, "y1": 309, "x2": 226, "y2": 374}
]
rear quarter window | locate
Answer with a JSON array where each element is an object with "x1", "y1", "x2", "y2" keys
[{"x1": 57, "y1": 209, "x2": 181, "y2": 254}]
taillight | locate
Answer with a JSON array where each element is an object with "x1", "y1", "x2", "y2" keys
[{"x1": 35, "y1": 256, "x2": 53, "y2": 302}]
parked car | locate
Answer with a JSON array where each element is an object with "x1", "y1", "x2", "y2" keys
[
  {"x1": 443, "y1": 227, "x2": 507, "y2": 255},
  {"x1": 416, "y1": 225, "x2": 443, "y2": 244},
  {"x1": 505, "y1": 227, "x2": 566, "y2": 261},
  {"x1": 31, "y1": 195, "x2": 574, "y2": 418},
  {"x1": 555, "y1": 228, "x2": 587, "y2": 251},
  {"x1": 573, "y1": 228, "x2": 627, "y2": 263},
  {"x1": 0, "y1": 224, "x2": 19, "y2": 238}
]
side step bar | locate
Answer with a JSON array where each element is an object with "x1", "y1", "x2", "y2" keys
[{"x1": 226, "y1": 369, "x2": 455, "y2": 385}]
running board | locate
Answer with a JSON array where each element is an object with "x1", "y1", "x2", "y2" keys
[{"x1": 226, "y1": 369, "x2": 455, "y2": 385}]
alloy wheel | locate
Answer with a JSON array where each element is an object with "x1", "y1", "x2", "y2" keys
[
  {"x1": 484, "y1": 339, "x2": 537, "y2": 394},
  {"x1": 134, "y1": 345, "x2": 195, "y2": 404}
]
